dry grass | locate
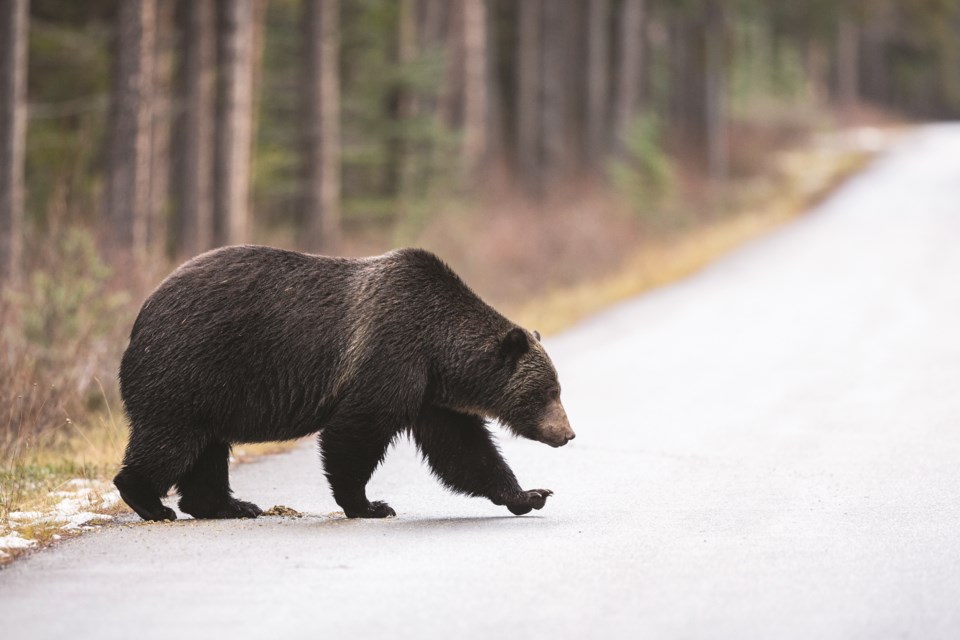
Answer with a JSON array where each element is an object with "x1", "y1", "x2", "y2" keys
[
  {"x1": 509, "y1": 144, "x2": 872, "y2": 334},
  {"x1": 0, "y1": 413, "x2": 302, "y2": 564},
  {"x1": 0, "y1": 400, "x2": 128, "y2": 563}
]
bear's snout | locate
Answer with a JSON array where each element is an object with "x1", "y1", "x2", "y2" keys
[{"x1": 539, "y1": 400, "x2": 575, "y2": 447}]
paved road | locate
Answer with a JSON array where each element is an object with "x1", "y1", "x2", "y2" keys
[{"x1": 4, "y1": 125, "x2": 960, "y2": 639}]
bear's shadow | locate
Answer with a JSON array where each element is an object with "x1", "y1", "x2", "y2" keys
[
  {"x1": 377, "y1": 515, "x2": 543, "y2": 527},
  {"x1": 313, "y1": 514, "x2": 547, "y2": 530},
  {"x1": 137, "y1": 511, "x2": 544, "y2": 530}
]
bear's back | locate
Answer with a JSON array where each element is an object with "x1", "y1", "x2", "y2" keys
[
  {"x1": 130, "y1": 245, "x2": 355, "y2": 338},
  {"x1": 119, "y1": 245, "x2": 509, "y2": 439},
  {"x1": 120, "y1": 247, "x2": 362, "y2": 429}
]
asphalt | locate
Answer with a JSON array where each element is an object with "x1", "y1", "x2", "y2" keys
[{"x1": 3, "y1": 124, "x2": 960, "y2": 639}]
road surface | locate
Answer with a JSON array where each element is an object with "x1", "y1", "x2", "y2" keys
[{"x1": 3, "y1": 125, "x2": 960, "y2": 639}]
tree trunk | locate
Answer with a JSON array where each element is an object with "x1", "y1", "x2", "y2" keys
[
  {"x1": 668, "y1": 12, "x2": 708, "y2": 162},
  {"x1": 461, "y1": 0, "x2": 487, "y2": 180},
  {"x1": 515, "y1": 0, "x2": 541, "y2": 192},
  {"x1": 483, "y1": 0, "x2": 506, "y2": 180},
  {"x1": 415, "y1": 0, "x2": 446, "y2": 200},
  {"x1": 396, "y1": 0, "x2": 423, "y2": 202},
  {"x1": 176, "y1": 0, "x2": 216, "y2": 257},
  {"x1": 586, "y1": 0, "x2": 610, "y2": 165},
  {"x1": 248, "y1": 0, "x2": 267, "y2": 203},
  {"x1": 214, "y1": 0, "x2": 255, "y2": 247},
  {"x1": 803, "y1": 38, "x2": 829, "y2": 106},
  {"x1": 149, "y1": 0, "x2": 174, "y2": 257},
  {"x1": 614, "y1": 0, "x2": 644, "y2": 144},
  {"x1": 540, "y1": 0, "x2": 567, "y2": 183},
  {"x1": 303, "y1": 0, "x2": 340, "y2": 252},
  {"x1": 106, "y1": 0, "x2": 156, "y2": 261},
  {"x1": 398, "y1": 0, "x2": 417, "y2": 121},
  {"x1": 837, "y1": 15, "x2": 859, "y2": 118},
  {"x1": 705, "y1": 0, "x2": 727, "y2": 185},
  {"x1": 0, "y1": 0, "x2": 28, "y2": 287},
  {"x1": 420, "y1": 0, "x2": 445, "y2": 50},
  {"x1": 390, "y1": 0, "x2": 416, "y2": 204},
  {"x1": 438, "y1": 0, "x2": 463, "y2": 130}
]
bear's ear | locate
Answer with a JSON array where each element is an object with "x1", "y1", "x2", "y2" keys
[
  {"x1": 533, "y1": 330, "x2": 541, "y2": 342},
  {"x1": 501, "y1": 327, "x2": 530, "y2": 361}
]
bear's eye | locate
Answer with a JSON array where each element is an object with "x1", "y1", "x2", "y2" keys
[{"x1": 547, "y1": 388, "x2": 560, "y2": 401}]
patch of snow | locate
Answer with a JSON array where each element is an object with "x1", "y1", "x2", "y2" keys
[
  {"x1": 0, "y1": 533, "x2": 37, "y2": 550},
  {"x1": 49, "y1": 486, "x2": 116, "y2": 530},
  {"x1": 3, "y1": 478, "x2": 120, "y2": 544},
  {"x1": 60, "y1": 512, "x2": 113, "y2": 530},
  {"x1": 54, "y1": 496, "x2": 94, "y2": 516},
  {"x1": 100, "y1": 490, "x2": 121, "y2": 509},
  {"x1": 7, "y1": 511, "x2": 43, "y2": 521}
]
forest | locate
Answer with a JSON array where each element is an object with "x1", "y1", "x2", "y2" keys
[{"x1": 1, "y1": 0, "x2": 959, "y2": 463}]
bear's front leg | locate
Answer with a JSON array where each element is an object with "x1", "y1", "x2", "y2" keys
[
  {"x1": 319, "y1": 418, "x2": 397, "y2": 518},
  {"x1": 413, "y1": 407, "x2": 553, "y2": 516}
]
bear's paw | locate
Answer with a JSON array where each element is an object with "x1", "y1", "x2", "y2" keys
[
  {"x1": 506, "y1": 489, "x2": 553, "y2": 516},
  {"x1": 344, "y1": 500, "x2": 397, "y2": 519}
]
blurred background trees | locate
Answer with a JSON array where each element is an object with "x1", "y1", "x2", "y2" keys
[
  {"x1": 2, "y1": 0, "x2": 960, "y2": 456},
  {"x1": 1, "y1": 0, "x2": 958, "y2": 281}
]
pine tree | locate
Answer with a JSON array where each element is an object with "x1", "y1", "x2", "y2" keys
[{"x1": 0, "y1": 0, "x2": 28, "y2": 286}]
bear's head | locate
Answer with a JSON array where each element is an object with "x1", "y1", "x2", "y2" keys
[{"x1": 494, "y1": 328, "x2": 576, "y2": 448}]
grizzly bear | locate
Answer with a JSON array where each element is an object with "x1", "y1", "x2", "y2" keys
[{"x1": 114, "y1": 246, "x2": 574, "y2": 521}]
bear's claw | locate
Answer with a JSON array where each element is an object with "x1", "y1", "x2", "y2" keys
[
  {"x1": 506, "y1": 489, "x2": 553, "y2": 516},
  {"x1": 344, "y1": 500, "x2": 396, "y2": 519},
  {"x1": 225, "y1": 499, "x2": 264, "y2": 519},
  {"x1": 179, "y1": 497, "x2": 263, "y2": 520},
  {"x1": 152, "y1": 506, "x2": 179, "y2": 522}
]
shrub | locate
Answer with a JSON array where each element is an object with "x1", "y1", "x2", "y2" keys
[
  {"x1": 1, "y1": 228, "x2": 133, "y2": 459},
  {"x1": 608, "y1": 114, "x2": 675, "y2": 227}
]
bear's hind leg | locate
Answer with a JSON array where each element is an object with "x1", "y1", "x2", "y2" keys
[
  {"x1": 320, "y1": 417, "x2": 397, "y2": 518},
  {"x1": 177, "y1": 441, "x2": 262, "y2": 519},
  {"x1": 413, "y1": 407, "x2": 553, "y2": 516},
  {"x1": 114, "y1": 466, "x2": 178, "y2": 522},
  {"x1": 114, "y1": 426, "x2": 199, "y2": 522}
]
